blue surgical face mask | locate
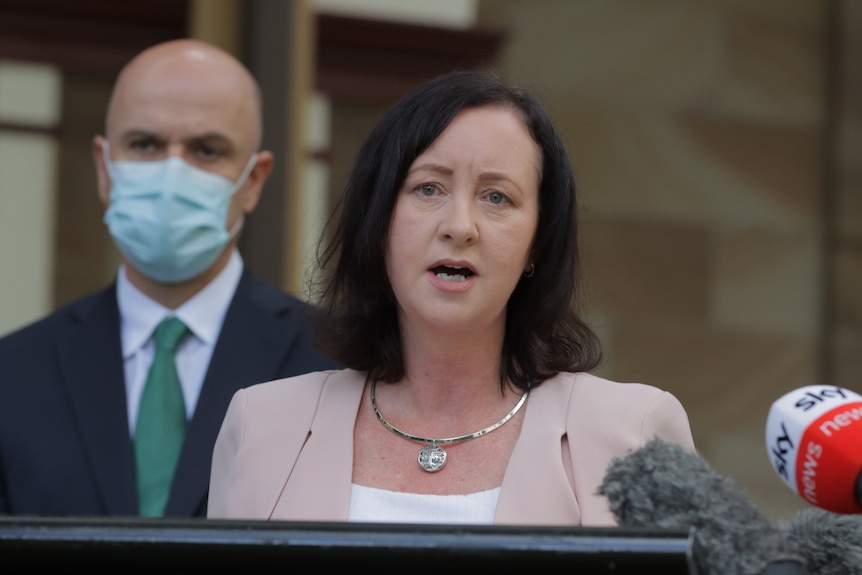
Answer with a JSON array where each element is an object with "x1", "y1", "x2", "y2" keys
[{"x1": 102, "y1": 143, "x2": 257, "y2": 283}]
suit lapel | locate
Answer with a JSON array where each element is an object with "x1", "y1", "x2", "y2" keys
[
  {"x1": 59, "y1": 285, "x2": 138, "y2": 515},
  {"x1": 167, "y1": 270, "x2": 305, "y2": 516}
]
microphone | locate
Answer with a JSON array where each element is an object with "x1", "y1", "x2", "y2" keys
[
  {"x1": 599, "y1": 438, "x2": 806, "y2": 575},
  {"x1": 779, "y1": 507, "x2": 862, "y2": 575},
  {"x1": 765, "y1": 385, "x2": 862, "y2": 514}
]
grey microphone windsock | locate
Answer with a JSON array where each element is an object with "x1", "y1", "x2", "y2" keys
[
  {"x1": 765, "y1": 385, "x2": 862, "y2": 514},
  {"x1": 779, "y1": 507, "x2": 862, "y2": 575},
  {"x1": 599, "y1": 438, "x2": 806, "y2": 575}
]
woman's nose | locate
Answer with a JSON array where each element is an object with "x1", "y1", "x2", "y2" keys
[{"x1": 439, "y1": 197, "x2": 478, "y2": 245}]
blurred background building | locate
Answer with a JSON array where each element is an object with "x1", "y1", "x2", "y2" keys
[{"x1": 0, "y1": 0, "x2": 858, "y2": 521}]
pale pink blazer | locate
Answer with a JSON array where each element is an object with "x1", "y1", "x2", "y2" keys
[{"x1": 207, "y1": 369, "x2": 695, "y2": 526}]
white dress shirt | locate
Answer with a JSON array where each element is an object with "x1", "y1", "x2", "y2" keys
[{"x1": 118, "y1": 249, "x2": 243, "y2": 437}]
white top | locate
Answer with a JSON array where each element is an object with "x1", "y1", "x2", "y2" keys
[
  {"x1": 118, "y1": 249, "x2": 243, "y2": 436},
  {"x1": 347, "y1": 484, "x2": 500, "y2": 524}
]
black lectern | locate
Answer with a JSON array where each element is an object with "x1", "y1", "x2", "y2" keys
[{"x1": 0, "y1": 516, "x2": 698, "y2": 573}]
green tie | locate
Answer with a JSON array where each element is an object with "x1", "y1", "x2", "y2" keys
[{"x1": 135, "y1": 317, "x2": 190, "y2": 517}]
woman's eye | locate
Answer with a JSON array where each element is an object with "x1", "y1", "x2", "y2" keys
[
  {"x1": 419, "y1": 183, "x2": 437, "y2": 196},
  {"x1": 488, "y1": 191, "x2": 507, "y2": 205}
]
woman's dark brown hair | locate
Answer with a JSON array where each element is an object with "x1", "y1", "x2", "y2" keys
[{"x1": 311, "y1": 69, "x2": 602, "y2": 392}]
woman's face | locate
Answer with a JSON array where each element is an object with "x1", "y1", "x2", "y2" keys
[{"x1": 386, "y1": 105, "x2": 541, "y2": 339}]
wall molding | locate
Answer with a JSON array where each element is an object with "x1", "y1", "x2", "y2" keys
[
  {"x1": 316, "y1": 13, "x2": 506, "y2": 103},
  {"x1": 0, "y1": 0, "x2": 188, "y2": 75}
]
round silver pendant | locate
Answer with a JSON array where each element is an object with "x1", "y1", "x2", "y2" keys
[{"x1": 418, "y1": 444, "x2": 447, "y2": 472}]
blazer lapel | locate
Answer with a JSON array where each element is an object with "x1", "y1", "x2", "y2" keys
[
  {"x1": 59, "y1": 285, "x2": 138, "y2": 515},
  {"x1": 272, "y1": 369, "x2": 363, "y2": 520},
  {"x1": 495, "y1": 376, "x2": 582, "y2": 525}
]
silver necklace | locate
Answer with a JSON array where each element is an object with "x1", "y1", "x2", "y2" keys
[{"x1": 370, "y1": 380, "x2": 530, "y2": 473}]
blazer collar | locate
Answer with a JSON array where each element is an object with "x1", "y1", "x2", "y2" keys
[
  {"x1": 495, "y1": 375, "x2": 582, "y2": 525},
  {"x1": 272, "y1": 370, "x2": 365, "y2": 520}
]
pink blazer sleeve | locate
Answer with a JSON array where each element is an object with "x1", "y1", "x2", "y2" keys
[
  {"x1": 495, "y1": 372, "x2": 695, "y2": 526},
  {"x1": 568, "y1": 373, "x2": 695, "y2": 525}
]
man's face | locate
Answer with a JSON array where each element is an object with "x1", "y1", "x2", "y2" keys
[{"x1": 94, "y1": 49, "x2": 266, "y2": 233}]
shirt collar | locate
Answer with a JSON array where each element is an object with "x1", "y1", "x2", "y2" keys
[{"x1": 117, "y1": 249, "x2": 244, "y2": 358}]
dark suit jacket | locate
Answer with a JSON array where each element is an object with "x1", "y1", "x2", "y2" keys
[{"x1": 0, "y1": 267, "x2": 341, "y2": 518}]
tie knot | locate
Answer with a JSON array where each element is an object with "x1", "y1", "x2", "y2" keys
[{"x1": 153, "y1": 317, "x2": 189, "y2": 353}]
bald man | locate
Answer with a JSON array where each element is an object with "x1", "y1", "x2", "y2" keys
[{"x1": 0, "y1": 39, "x2": 340, "y2": 518}]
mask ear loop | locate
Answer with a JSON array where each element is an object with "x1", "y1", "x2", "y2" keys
[
  {"x1": 228, "y1": 153, "x2": 259, "y2": 195},
  {"x1": 224, "y1": 153, "x2": 259, "y2": 240},
  {"x1": 101, "y1": 140, "x2": 116, "y2": 179},
  {"x1": 226, "y1": 215, "x2": 245, "y2": 242}
]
